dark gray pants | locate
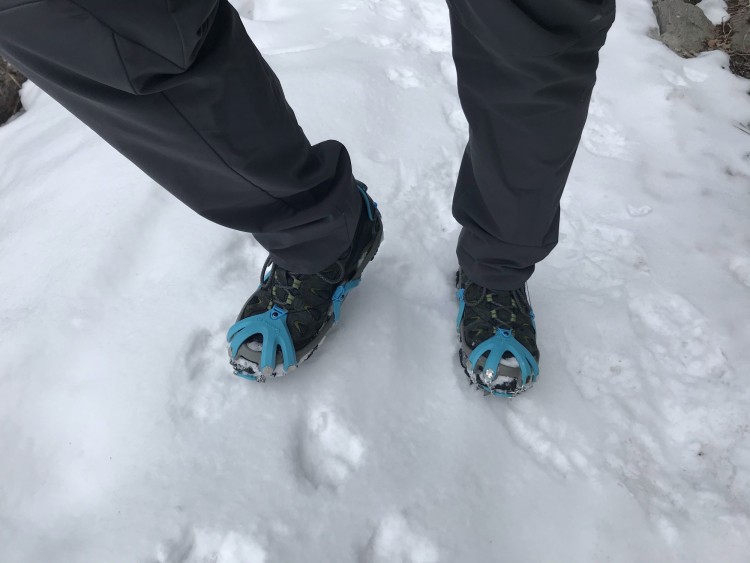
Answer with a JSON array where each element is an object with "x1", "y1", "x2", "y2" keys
[{"x1": 0, "y1": 0, "x2": 614, "y2": 289}]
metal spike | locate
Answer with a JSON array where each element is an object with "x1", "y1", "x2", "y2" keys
[{"x1": 483, "y1": 368, "x2": 495, "y2": 384}]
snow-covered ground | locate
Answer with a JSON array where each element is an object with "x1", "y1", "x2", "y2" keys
[{"x1": 1, "y1": 0, "x2": 749, "y2": 561}]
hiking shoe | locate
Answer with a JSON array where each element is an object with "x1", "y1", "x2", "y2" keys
[
  {"x1": 227, "y1": 182, "x2": 383, "y2": 381},
  {"x1": 455, "y1": 270, "x2": 540, "y2": 397}
]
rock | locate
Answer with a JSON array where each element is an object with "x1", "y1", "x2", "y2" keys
[
  {"x1": 730, "y1": 8, "x2": 750, "y2": 53},
  {"x1": 653, "y1": 0, "x2": 715, "y2": 55},
  {"x1": 0, "y1": 56, "x2": 26, "y2": 125}
]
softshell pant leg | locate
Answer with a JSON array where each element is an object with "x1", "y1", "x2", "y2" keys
[
  {"x1": 448, "y1": 0, "x2": 615, "y2": 290},
  {"x1": 0, "y1": 0, "x2": 361, "y2": 273}
]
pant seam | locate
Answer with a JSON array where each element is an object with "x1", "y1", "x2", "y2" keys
[
  {"x1": 65, "y1": 0, "x2": 183, "y2": 75},
  {"x1": 110, "y1": 32, "x2": 136, "y2": 93},
  {"x1": 449, "y1": 1, "x2": 614, "y2": 59},
  {"x1": 0, "y1": 0, "x2": 46, "y2": 15},
  {"x1": 60, "y1": 0, "x2": 290, "y2": 209},
  {"x1": 165, "y1": 0, "x2": 187, "y2": 69}
]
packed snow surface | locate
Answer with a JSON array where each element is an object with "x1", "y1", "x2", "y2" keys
[{"x1": 1, "y1": 0, "x2": 750, "y2": 561}]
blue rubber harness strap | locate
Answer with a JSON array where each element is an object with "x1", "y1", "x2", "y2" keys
[
  {"x1": 467, "y1": 329, "x2": 540, "y2": 386},
  {"x1": 456, "y1": 287, "x2": 539, "y2": 387},
  {"x1": 332, "y1": 279, "x2": 361, "y2": 322},
  {"x1": 456, "y1": 288, "x2": 466, "y2": 329},
  {"x1": 226, "y1": 305, "x2": 297, "y2": 371}
]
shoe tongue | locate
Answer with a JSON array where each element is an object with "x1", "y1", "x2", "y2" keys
[
  {"x1": 465, "y1": 282, "x2": 515, "y2": 309},
  {"x1": 275, "y1": 261, "x2": 341, "y2": 288}
]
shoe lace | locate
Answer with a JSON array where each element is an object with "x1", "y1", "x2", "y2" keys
[
  {"x1": 463, "y1": 281, "x2": 531, "y2": 332},
  {"x1": 259, "y1": 256, "x2": 346, "y2": 312}
]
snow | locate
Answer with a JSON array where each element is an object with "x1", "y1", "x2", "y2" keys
[
  {"x1": 697, "y1": 0, "x2": 729, "y2": 26},
  {"x1": 1, "y1": 0, "x2": 749, "y2": 561}
]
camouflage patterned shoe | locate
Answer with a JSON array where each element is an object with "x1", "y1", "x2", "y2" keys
[
  {"x1": 456, "y1": 270, "x2": 540, "y2": 397},
  {"x1": 227, "y1": 182, "x2": 383, "y2": 381}
]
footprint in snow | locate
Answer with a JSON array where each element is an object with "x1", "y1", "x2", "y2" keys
[
  {"x1": 503, "y1": 401, "x2": 597, "y2": 479},
  {"x1": 552, "y1": 217, "x2": 649, "y2": 296},
  {"x1": 627, "y1": 284, "x2": 728, "y2": 380},
  {"x1": 662, "y1": 69, "x2": 689, "y2": 87},
  {"x1": 386, "y1": 67, "x2": 423, "y2": 89},
  {"x1": 404, "y1": 1, "x2": 451, "y2": 54},
  {"x1": 155, "y1": 526, "x2": 266, "y2": 563},
  {"x1": 369, "y1": 0, "x2": 406, "y2": 21},
  {"x1": 682, "y1": 66, "x2": 709, "y2": 83},
  {"x1": 570, "y1": 352, "x2": 644, "y2": 401},
  {"x1": 296, "y1": 407, "x2": 365, "y2": 489},
  {"x1": 581, "y1": 120, "x2": 627, "y2": 159},
  {"x1": 582, "y1": 95, "x2": 628, "y2": 159},
  {"x1": 627, "y1": 204, "x2": 653, "y2": 217},
  {"x1": 360, "y1": 34, "x2": 398, "y2": 49},
  {"x1": 170, "y1": 327, "x2": 245, "y2": 422},
  {"x1": 361, "y1": 513, "x2": 439, "y2": 563},
  {"x1": 728, "y1": 256, "x2": 750, "y2": 288}
]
